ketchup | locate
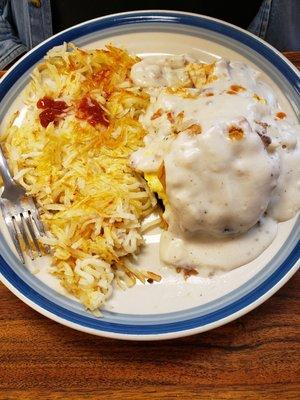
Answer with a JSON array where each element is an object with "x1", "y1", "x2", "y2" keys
[
  {"x1": 77, "y1": 96, "x2": 108, "y2": 127},
  {"x1": 37, "y1": 96, "x2": 68, "y2": 128}
]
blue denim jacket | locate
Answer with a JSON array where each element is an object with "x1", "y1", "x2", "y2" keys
[
  {"x1": 0, "y1": 0, "x2": 299, "y2": 69},
  {"x1": 248, "y1": 0, "x2": 300, "y2": 51},
  {"x1": 0, "y1": 0, "x2": 52, "y2": 68}
]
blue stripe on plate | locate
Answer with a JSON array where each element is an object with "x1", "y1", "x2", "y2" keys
[
  {"x1": 0, "y1": 240, "x2": 299, "y2": 333},
  {"x1": 0, "y1": 11, "x2": 299, "y2": 335},
  {"x1": 1, "y1": 216, "x2": 298, "y2": 325}
]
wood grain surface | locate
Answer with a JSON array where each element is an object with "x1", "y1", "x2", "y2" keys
[{"x1": 0, "y1": 53, "x2": 299, "y2": 400}]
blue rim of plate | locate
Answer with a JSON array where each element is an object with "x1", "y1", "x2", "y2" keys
[{"x1": 0, "y1": 11, "x2": 299, "y2": 339}]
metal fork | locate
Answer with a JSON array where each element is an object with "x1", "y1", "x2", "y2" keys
[{"x1": 0, "y1": 144, "x2": 48, "y2": 263}]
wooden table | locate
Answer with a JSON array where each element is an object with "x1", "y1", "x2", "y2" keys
[{"x1": 0, "y1": 53, "x2": 299, "y2": 400}]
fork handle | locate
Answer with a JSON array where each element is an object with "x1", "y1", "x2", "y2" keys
[{"x1": 0, "y1": 145, "x2": 15, "y2": 188}]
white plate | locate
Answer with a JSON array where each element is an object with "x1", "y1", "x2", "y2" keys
[{"x1": 0, "y1": 11, "x2": 299, "y2": 340}]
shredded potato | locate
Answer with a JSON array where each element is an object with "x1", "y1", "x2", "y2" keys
[{"x1": 1, "y1": 44, "x2": 157, "y2": 312}]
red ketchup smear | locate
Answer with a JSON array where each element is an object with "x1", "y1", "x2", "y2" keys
[
  {"x1": 37, "y1": 96, "x2": 68, "y2": 128},
  {"x1": 77, "y1": 96, "x2": 108, "y2": 127}
]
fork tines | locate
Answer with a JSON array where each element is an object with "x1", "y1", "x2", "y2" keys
[{"x1": 0, "y1": 197, "x2": 46, "y2": 264}]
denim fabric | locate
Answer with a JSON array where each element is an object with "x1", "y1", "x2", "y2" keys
[
  {"x1": 0, "y1": 0, "x2": 27, "y2": 69},
  {"x1": 248, "y1": 0, "x2": 272, "y2": 38},
  {"x1": 0, "y1": 0, "x2": 52, "y2": 69},
  {"x1": 264, "y1": 0, "x2": 300, "y2": 51},
  {"x1": 248, "y1": 0, "x2": 300, "y2": 51}
]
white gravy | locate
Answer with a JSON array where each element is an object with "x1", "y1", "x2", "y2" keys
[
  {"x1": 131, "y1": 55, "x2": 192, "y2": 87},
  {"x1": 160, "y1": 217, "x2": 277, "y2": 272},
  {"x1": 130, "y1": 56, "x2": 300, "y2": 271}
]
